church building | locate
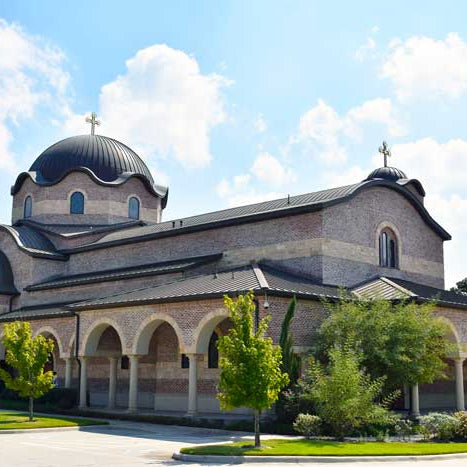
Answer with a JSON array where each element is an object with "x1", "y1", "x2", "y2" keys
[{"x1": 0, "y1": 118, "x2": 466, "y2": 416}]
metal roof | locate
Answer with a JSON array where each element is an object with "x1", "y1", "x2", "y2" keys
[
  {"x1": 366, "y1": 167, "x2": 407, "y2": 182},
  {"x1": 352, "y1": 276, "x2": 467, "y2": 309},
  {"x1": 31, "y1": 134, "x2": 154, "y2": 184},
  {"x1": 60, "y1": 177, "x2": 451, "y2": 254},
  {"x1": 0, "y1": 251, "x2": 19, "y2": 295},
  {"x1": 0, "y1": 303, "x2": 74, "y2": 322},
  {"x1": 26, "y1": 254, "x2": 222, "y2": 291},
  {"x1": 0, "y1": 224, "x2": 66, "y2": 260},
  {"x1": 11, "y1": 134, "x2": 168, "y2": 205},
  {"x1": 65, "y1": 264, "x2": 342, "y2": 311}
]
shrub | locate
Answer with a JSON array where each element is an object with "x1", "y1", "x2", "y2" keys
[
  {"x1": 420, "y1": 413, "x2": 459, "y2": 440},
  {"x1": 38, "y1": 388, "x2": 78, "y2": 409},
  {"x1": 394, "y1": 419, "x2": 413, "y2": 441},
  {"x1": 293, "y1": 414, "x2": 321, "y2": 438},
  {"x1": 453, "y1": 411, "x2": 467, "y2": 440},
  {"x1": 303, "y1": 345, "x2": 398, "y2": 439}
]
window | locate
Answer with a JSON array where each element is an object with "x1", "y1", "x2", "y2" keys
[
  {"x1": 379, "y1": 229, "x2": 398, "y2": 268},
  {"x1": 24, "y1": 196, "x2": 32, "y2": 218},
  {"x1": 70, "y1": 192, "x2": 84, "y2": 214},
  {"x1": 181, "y1": 353, "x2": 190, "y2": 369},
  {"x1": 208, "y1": 332, "x2": 219, "y2": 369},
  {"x1": 129, "y1": 196, "x2": 140, "y2": 220}
]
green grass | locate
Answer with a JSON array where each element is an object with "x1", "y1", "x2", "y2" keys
[
  {"x1": 181, "y1": 439, "x2": 467, "y2": 457},
  {"x1": 0, "y1": 410, "x2": 108, "y2": 430}
]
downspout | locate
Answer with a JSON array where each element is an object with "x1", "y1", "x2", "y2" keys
[{"x1": 74, "y1": 312, "x2": 81, "y2": 398}]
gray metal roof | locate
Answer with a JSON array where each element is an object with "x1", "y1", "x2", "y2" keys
[
  {"x1": 66, "y1": 264, "x2": 342, "y2": 311},
  {"x1": 352, "y1": 276, "x2": 467, "y2": 308},
  {"x1": 0, "y1": 224, "x2": 66, "y2": 260},
  {"x1": 61, "y1": 177, "x2": 450, "y2": 254},
  {"x1": 26, "y1": 254, "x2": 222, "y2": 291},
  {"x1": 0, "y1": 303, "x2": 74, "y2": 322}
]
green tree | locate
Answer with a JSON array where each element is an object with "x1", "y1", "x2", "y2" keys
[
  {"x1": 304, "y1": 344, "x2": 396, "y2": 439},
  {"x1": 451, "y1": 278, "x2": 467, "y2": 294},
  {"x1": 316, "y1": 298, "x2": 452, "y2": 392},
  {"x1": 0, "y1": 321, "x2": 55, "y2": 421},
  {"x1": 279, "y1": 295, "x2": 301, "y2": 386},
  {"x1": 217, "y1": 292, "x2": 289, "y2": 447}
]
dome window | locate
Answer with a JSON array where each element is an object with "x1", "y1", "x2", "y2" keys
[
  {"x1": 24, "y1": 196, "x2": 32, "y2": 219},
  {"x1": 70, "y1": 192, "x2": 84, "y2": 214},
  {"x1": 129, "y1": 197, "x2": 140, "y2": 220},
  {"x1": 379, "y1": 229, "x2": 398, "y2": 268}
]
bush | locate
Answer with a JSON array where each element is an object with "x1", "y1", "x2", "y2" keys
[
  {"x1": 38, "y1": 388, "x2": 78, "y2": 409},
  {"x1": 453, "y1": 412, "x2": 467, "y2": 440},
  {"x1": 394, "y1": 419, "x2": 413, "y2": 440},
  {"x1": 293, "y1": 414, "x2": 321, "y2": 438},
  {"x1": 419, "y1": 413, "x2": 459, "y2": 440},
  {"x1": 302, "y1": 346, "x2": 398, "y2": 439}
]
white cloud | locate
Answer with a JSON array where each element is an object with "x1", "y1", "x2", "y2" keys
[
  {"x1": 251, "y1": 152, "x2": 296, "y2": 186},
  {"x1": 253, "y1": 113, "x2": 267, "y2": 133},
  {"x1": 294, "y1": 98, "x2": 405, "y2": 164},
  {"x1": 0, "y1": 19, "x2": 70, "y2": 172},
  {"x1": 65, "y1": 44, "x2": 230, "y2": 169},
  {"x1": 392, "y1": 138, "x2": 467, "y2": 195},
  {"x1": 355, "y1": 37, "x2": 376, "y2": 62},
  {"x1": 216, "y1": 152, "x2": 294, "y2": 207},
  {"x1": 382, "y1": 33, "x2": 467, "y2": 101}
]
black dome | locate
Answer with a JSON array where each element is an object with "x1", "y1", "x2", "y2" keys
[
  {"x1": 365, "y1": 166, "x2": 407, "y2": 182},
  {"x1": 30, "y1": 135, "x2": 154, "y2": 185}
]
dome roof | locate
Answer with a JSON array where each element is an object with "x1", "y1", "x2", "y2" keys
[
  {"x1": 12, "y1": 134, "x2": 168, "y2": 206},
  {"x1": 365, "y1": 166, "x2": 407, "y2": 182},
  {"x1": 29, "y1": 134, "x2": 154, "y2": 185}
]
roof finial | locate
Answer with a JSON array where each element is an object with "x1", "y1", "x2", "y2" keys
[
  {"x1": 378, "y1": 141, "x2": 391, "y2": 168},
  {"x1": 85, "y1": 112, "x2": 101, "y2": 136}
]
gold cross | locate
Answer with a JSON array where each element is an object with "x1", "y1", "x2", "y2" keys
[
  {"x1": 85, "y1": 112, "x2": 101, "y2": 135},
  {"x1": 379, "y1": 141, "x2": 391, "y2": 167}
]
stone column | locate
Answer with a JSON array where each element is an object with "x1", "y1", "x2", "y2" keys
[
  {"x1": 108, "y1": 357, "x2": 118, "y2": 409},
  {"x1": 454, "y1": 358, "x2": 465, "y2": 412},
  {"x1": 79, "y1": 357, "x2": 87, "y2": 409},
  {"x1": 411, "y1": 384, "x2": 420, "y2": 417},
  {"x1": 128, "y1": 355, "x2": 139, "y2": 413},
  {"x1": 187, "y1": 353, "x2": 198, "y2": 416},
  {"x1": 64, "y1": 357, "x2": 73, "y2": 389}
]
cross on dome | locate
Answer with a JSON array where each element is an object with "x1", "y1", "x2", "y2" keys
[
  {"x1": 379, "y1": 141, "x2": 391, "y2": 167},
  {"x1": 85, "y1": 112, "x2": 101, "y2": 135}
]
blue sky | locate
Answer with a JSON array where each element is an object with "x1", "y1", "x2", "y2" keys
[{"x1": 1, "y1": 1, "x2": 467, "y2": 286}]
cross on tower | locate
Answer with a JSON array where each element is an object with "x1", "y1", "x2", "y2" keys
[
  {"x1": 379, "y1": 141, "x2": 391, "y2": 167},
  {"x1": 85, "y1": 112, "x2": 101, "y2": 135}
]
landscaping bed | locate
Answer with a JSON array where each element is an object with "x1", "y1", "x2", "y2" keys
[
  {"x1": 180, "y1": 439, "x2": 467, "y2": 456},
  {"x1": 0, "y1": 410, "x2": 108, "y2": 430}
]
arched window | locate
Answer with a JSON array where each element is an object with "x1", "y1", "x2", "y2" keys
[
  {"x1": 208, "y1": 332, "x2": 219, "y2": 369},
  {"x1": 128, "y1": 196, "x2": 140, "y2": 220},
  {"x1": 24, "y1": 196, "x2": 32, "y2": 219},
  {"x1": 379, "y1": 229, "x2": 398, "y2": 268},
  {"x1": 70, "y1": 192, "x2": 84, "y2": 214}
]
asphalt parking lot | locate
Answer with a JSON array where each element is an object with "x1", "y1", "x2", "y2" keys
[{"x1": 1, "y1": 419, "x2": 466, "y2": 467}]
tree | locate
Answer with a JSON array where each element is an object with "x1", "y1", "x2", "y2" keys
[
  {"x1": 0, "y1": 321, "x2": 55, "y2": 421},
  {"x1": 304, "y1": 344, "x2": 396, "y2": 439},
  {"x1": 279, "y1": 295, "x2": 301, "y2": 386},
  {"x1": 316, "y1": 298, "x2": 452, "y2": 393},
  {"x1": 451, "y1": 278, "x2": 467, "y2": 294},
  {"x1": 217, "y1": 292, "x2": 289, "y2": 447}
]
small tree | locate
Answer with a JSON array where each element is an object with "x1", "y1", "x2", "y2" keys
[
  {"x1": 316, "y1": 297, "x2": 452, "y2": 393},
  {"x1": 279, "y1": 295, "x2": 301, "y2": 386},
  {"x1": 305, "y1": 344, "x2": 397, "y2": 439},
  {"x1": 451, "y1": 278, "x2": 467, "y2": 294},
  {"x1": 0, "y1": 321, "x2": 55, "y2": 421},
  {"x1": 217, "y1": 292, "x2": 289, "y2": 447}
]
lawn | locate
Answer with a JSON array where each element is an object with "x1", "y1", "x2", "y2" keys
[
  {"x1": 0, "y1": 411, "x2": 107, "y2": 430},
  {"x1": 181, "y1": 439, "x2": 467, "y2": 456}
]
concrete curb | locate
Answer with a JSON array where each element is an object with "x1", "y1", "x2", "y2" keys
[
  {"x1": 0, "y1": 423, "x2": 111, "y2": 435},
  {"x1": 172, "y1": 451, "x2": 467, "y2": 463}
]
